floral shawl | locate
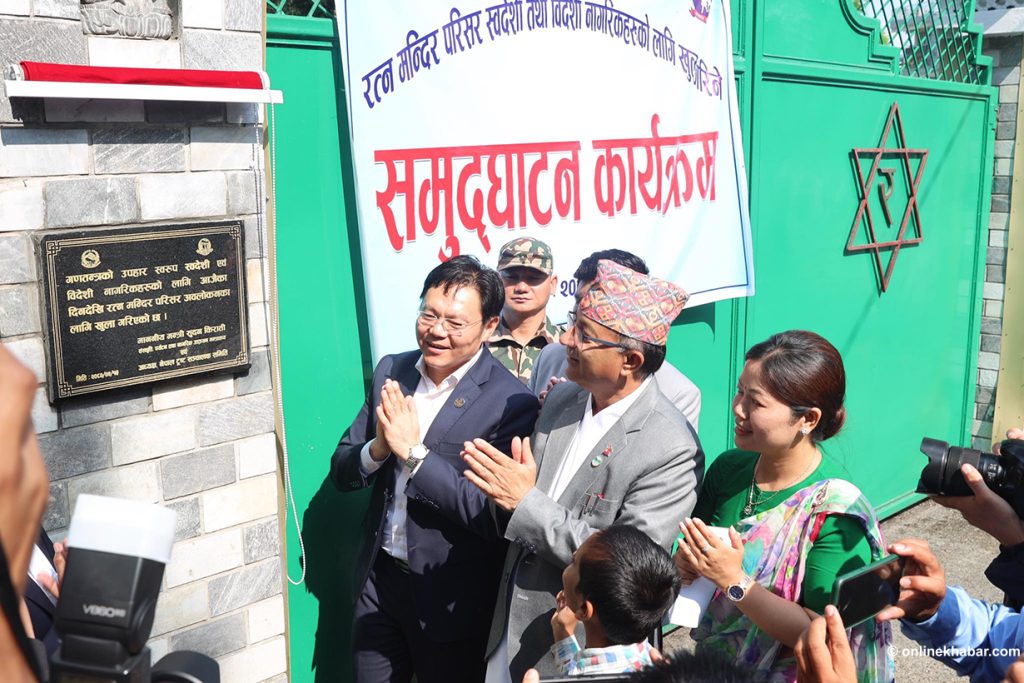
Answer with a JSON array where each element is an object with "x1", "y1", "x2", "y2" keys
[{"x1": 691, "y1": 478, "x2": 895, "y2": 683}]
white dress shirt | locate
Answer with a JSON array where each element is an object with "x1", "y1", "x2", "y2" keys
[
  {"x1": 546, "y1": 375, "x2": 652, "y2": 501},
  {"x1": 359, "y1": 347, "x2": 484, "y2": 562}
]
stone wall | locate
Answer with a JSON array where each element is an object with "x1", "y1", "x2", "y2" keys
[
  {"x1": 975, "y1": 34, "x2": 1020, "y2": 450},
  {"x1": 0, "y1": 2, "x2": 286, "y2": 681}
]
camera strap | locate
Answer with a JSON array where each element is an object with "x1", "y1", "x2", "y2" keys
[{"x1": 0, "y1": 538, "x2": 45, "y2": 682}]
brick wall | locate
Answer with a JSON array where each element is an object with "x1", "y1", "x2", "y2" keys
[
  {"x1": 0, "y1": 2, "x2": 286, "y2": 681},
  {"x1": 975, "y1": 34, "x2": 1020, "y2": 449}
]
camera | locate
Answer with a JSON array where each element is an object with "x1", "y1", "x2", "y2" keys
[{"x1": 916, "y1": 437, "x2": 1024, "y2": 515}]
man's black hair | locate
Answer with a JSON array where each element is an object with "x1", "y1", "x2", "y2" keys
[
  {"x1": 419, "y1": 255, "x2": 504, "y2": 320},
  {"x1": 573, "y1": 249, "x2": 649, "y2": 283},
  {"x1": 633, "y1": 649, "x2": 753, "y2": 683},
  {"x1": 577, "y1": 525, "x2": 681, "y2": 645},
  {"x1": 617, "y1": 335, "x2": 667, "y2": 379}
]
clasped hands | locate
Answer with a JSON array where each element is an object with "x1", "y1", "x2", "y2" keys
[
  {"x1": 369, "y1": 379, "x2": 421, "y2": 463},
  {"x1": 461, "y1": 436, "x2": 537, "y2": 511},
  {"x1": 673, "y1": 517, "x2": 746, "y2": 590}
]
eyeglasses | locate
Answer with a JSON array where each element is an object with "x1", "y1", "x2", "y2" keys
[
  {"x1": 417, "y1": 310, "x2": 482, "y2": 338},
  {"x1": 566, "y1": 311, "x2": 627, "y2": 350},
  {"x1": 499, "y1": 268, "x2": 550, "y2": 286}
]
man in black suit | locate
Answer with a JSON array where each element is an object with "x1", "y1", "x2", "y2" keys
[{"x1": 331, "y1": 255, "x2": 540, "y2": 683}]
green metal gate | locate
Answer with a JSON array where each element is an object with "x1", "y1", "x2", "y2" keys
[{"x1": 267, "y1": 1, "x2": 995, "y2": 679}]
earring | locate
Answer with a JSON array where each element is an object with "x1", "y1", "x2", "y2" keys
[{"x1": 799, "y1": 427, "x2": 810, "y2": 436}]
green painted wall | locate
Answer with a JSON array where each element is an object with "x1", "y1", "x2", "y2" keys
[{"x1": 267, "y1": 1, "x2": 995, "y2": 679}]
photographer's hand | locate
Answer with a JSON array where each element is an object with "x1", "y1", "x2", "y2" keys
[
  {"x1": 932, "y1": 463, "x2": 1024, "y2": 547},
  {"x1": 877, "y1": 538, "x2": 946, "y2": 623},
  {"x1": 1005, "y1": 654, "x2": 1024, "y2": 683}
]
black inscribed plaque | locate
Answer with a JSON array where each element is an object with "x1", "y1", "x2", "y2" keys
[{"x1": 37, "y1": 221, "x2": 250, "y2": 401}]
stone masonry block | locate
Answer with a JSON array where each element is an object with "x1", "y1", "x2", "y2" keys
[
  {"x1": 994, "y1": 140, "x2": 1015, "y2": 160},
  {"x1": 183, "y1": 0, "x2": 225, "y2": 29},
  {"x1": 167, "y1": 497, "x2": 202, "y2": 541},
  {"x1": 33, "y1": 0, "x2": 79, "y2": 19},
  {"x1": 43, "y1": 481, "x2": 69, "y2": 532},
  {"x1": 979, "y1": 369, "x2": 998, "y2": 388},
  {"x1": 225, "y1": 0, "x2": 263, "y2": 32},
  {"x1": 68, "y1": 462, "x2": 160, "y2": 507},
  {"x1": 997, "y1": 122, "x2": 1016, "y2": 140},
  {"x1": 139, "y1": 172, "x2": 227, "y2": 221},
  {"x1": 151, "y1": 581, "x2": 209, "y2": 637},
  {"x1": 995, "y1": 158, "x2": 1013, "y2": 176},
  {"x1": 1001, "y1": 43, "x2": 1022, "y2": 68},
  {"x1": 227, "y1": 170, "x2": 258, "y2": 214},
  {"x1": 1, "y1": 1, "x2": 30, "y2": 15},
  {"x1": 161, "y1": 444, "x2": 236, "y2": 500},
  {"x1": 998, "y1": 102, "x2": 1016, "y2": 122},
  {"x1": 0, "y1": 283, "x2": 40, "y2": 336},
  {"x1": 202, "y1": 474, "x2": 276, "y2": 532},
  {"x1": 989, "y1": 246, "x2": 1007, "y2": 266},
  {"x1": 0, "y1": 180, "x2": 44, "y2": 232},
  {"x1": 197, "y1": 392, "x2": 274, "y2": 446},
  {"x1": 45, "y1": 98, "x2": 146, "y2": 124},
  {"x1": 247, "y1": 595, "x2": 285, "y2": 643},
  {"x1": 183, "y1": 30, "x2": 262, "y2": 71},
  {"x1": 987, "y1": 264, "x2": 1006, "y2": 284},
  {"x1": 1000, "y1": 84, "x2": 1019, "y2": 105},
  {"x1": 32, "y1": 385, "x2": 58, "y2": 434},
  {"x1": 985, "y1": 299, "x2": 1003, "y2": 318},
  {"x1": 993, "y1": 175, "x2": 1011, "y2": 194},
  {"x1": 165, "y1": 527, "x2": 243, "y2": 587},
  {"x1": 153, "y1": 375, "x2": 234, "y2": 411},
  {"x1": 217, "y1": 636, "x2": 286, "y2": 683},
  {"x1": 235, "y1": 348, "x2": 270, "y2": 396},
  {"x1": 237, "y1": 432, "x2": 276, "y2": 479},
  {"x1": 93, "y1": 128, "x2": 186, "y2": 175},
  {"x1": 111, "y1": 407, "x2": 196, "y2": 466},
  {"x1": 60, "y1": 387, "x2": 150, "y2": 428},
  {"x1": 0, "y1": 128, "x2": 90, "y2": 178},
  {"x1": 88, "y1": 37, "x2": 182, "y2": 69},
  {"x1": 4, "y1": 336, "x2": 44, "y2": 380},
  {"x1": 249, "y1": 302, "x2": 268, "y2": 348},
  {"x1": 977, "y1": 402, "x2": 994, "y2": 421},
  {"x1": 171, "y1": 614, "x2": 247, "y2": 660},
  {"x1": 990, "y1": 212, "x2": 1009, "y2": 231},
  {"x1": 984, "y1": 282, "x2": 1005, "y2": 301},
  {"x1": 975, "y1": 420, "x2": 994, "y2": 440},
  {"x1": 0, "y1": 233, "x2": 35, "y2": 284},
  {"x1": 243, "y1": 517, "x2": 279, "y2": 564},
  {"x1": 208, "y1": 558, "x2": 281, "y2": 616},
  {"x1": 994, "y1": 66, "x2": 1021, "y2": 86},
  {"x1": 38, "y1": 423, "x2": 112, "y2": 480},
  {"x1": 44, "y1": 176, "x2": 139, "y2": 228},
  {"x1": 245, "y1": 258, "x2": 264, "y2": 303},
  {"x1": 242, "y1": 215, "x2": 264, "y2": 258},
  {"x1": 190, "y1": 126, "x2": 260, "y2": 171},
  {"x1": 979, "y1": 351, "x2": 1001, "y2": 371},
  {"x1": 977, "y1": 385, "x2": 995, "y2": 406},
  {"x1": 0, "y1": 19, "x2": 87, "y2": 122},
  {"x1": 149, "y1": 638, "x2": 169, "y2": 663},
  {"x1": 982, "y1": 316, "x2": 1002, "y2": 336},
  {"x1": 991, "y1": 230, "x2": 1009, "y2": 248}
]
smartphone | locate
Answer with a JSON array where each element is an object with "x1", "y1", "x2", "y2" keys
[{"x1": 830, "y1": 554, "x2": 904, "y2": 628}]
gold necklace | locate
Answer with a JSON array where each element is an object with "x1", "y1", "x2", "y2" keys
[{"x1": 743, "y1": 452, "x2": 819, "y2": 516}]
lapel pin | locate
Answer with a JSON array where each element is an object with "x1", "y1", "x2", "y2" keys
[
  {"x1": 591, "y1": 445, "x2": 613, "y2": 468},
  {"x1": 454, "y1": 397, "x2": 466, "y2": 408}
]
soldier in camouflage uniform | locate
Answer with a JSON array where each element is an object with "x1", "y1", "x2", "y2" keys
[{"x1": 488, "y1": 237, "x2": 566, "y2": 384}]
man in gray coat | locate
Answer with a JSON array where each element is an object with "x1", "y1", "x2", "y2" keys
[
  {"x1": 527, "y1": 249, "x2": 701, "y2": 430},
  {"x1": 463, "y1": 260, "x2": 705, "y2": 681}
]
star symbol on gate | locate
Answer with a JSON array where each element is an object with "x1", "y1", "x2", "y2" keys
[{"x1": 847, "y1": 102, "x2": 929, "y2": 292}]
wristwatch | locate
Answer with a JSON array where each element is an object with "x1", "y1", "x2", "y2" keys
[
  {"x1": 725, "y1": 573, "x2": 755, "y2": 602},
  {"x1": 404, "y1": 443, "x2": 428, "y2": 473}
]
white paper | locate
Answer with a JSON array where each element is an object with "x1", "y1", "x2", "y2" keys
[{"x1": 667, "y1": 526, "x2": 732, "y2": 628}]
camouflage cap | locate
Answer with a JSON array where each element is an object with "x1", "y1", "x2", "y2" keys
[{"x1": 496, "y1": 237, "x2": 554, "y2": 275}]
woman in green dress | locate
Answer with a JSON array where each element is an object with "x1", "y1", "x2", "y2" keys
[{"x1": 674, "y1": 330, "x2": 893, "y2": 682}]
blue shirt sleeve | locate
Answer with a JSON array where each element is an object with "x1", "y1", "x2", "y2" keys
[{"x1": 899, "y1": 585, "x2": 1024, "y2": 682}]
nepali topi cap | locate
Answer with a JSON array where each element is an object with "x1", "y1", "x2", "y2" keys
[
  {"x1": 577, "y1": 259, "x2": 688, "y2": 347},
  {"x1": 497, "y1": 237, "x2": 554, "y2": 275}
]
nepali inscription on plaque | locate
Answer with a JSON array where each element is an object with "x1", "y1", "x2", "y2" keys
[{"x1": 38, "y1": 221, "x2": 250, "y2": 401}]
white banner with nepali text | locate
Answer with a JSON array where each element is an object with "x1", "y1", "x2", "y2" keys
[{"x1": 338, "y1": 0, "x2": 754, "y2": 360}]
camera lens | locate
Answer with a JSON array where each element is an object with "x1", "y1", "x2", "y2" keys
[{"x1": 917, "y1": 437, "x2": 1007, "y2": 496}]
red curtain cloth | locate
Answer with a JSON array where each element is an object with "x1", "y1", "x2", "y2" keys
[{"x1": 19, "y1": 61, "x2": 265, "y2": 89}]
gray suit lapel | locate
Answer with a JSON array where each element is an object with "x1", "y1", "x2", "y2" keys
[
  {"x1": 555, "y1": 381, "x2": 658, "y2": 507},
  {"x1": 535, "y1": 388, "x2": 589, "y2": 494}
]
